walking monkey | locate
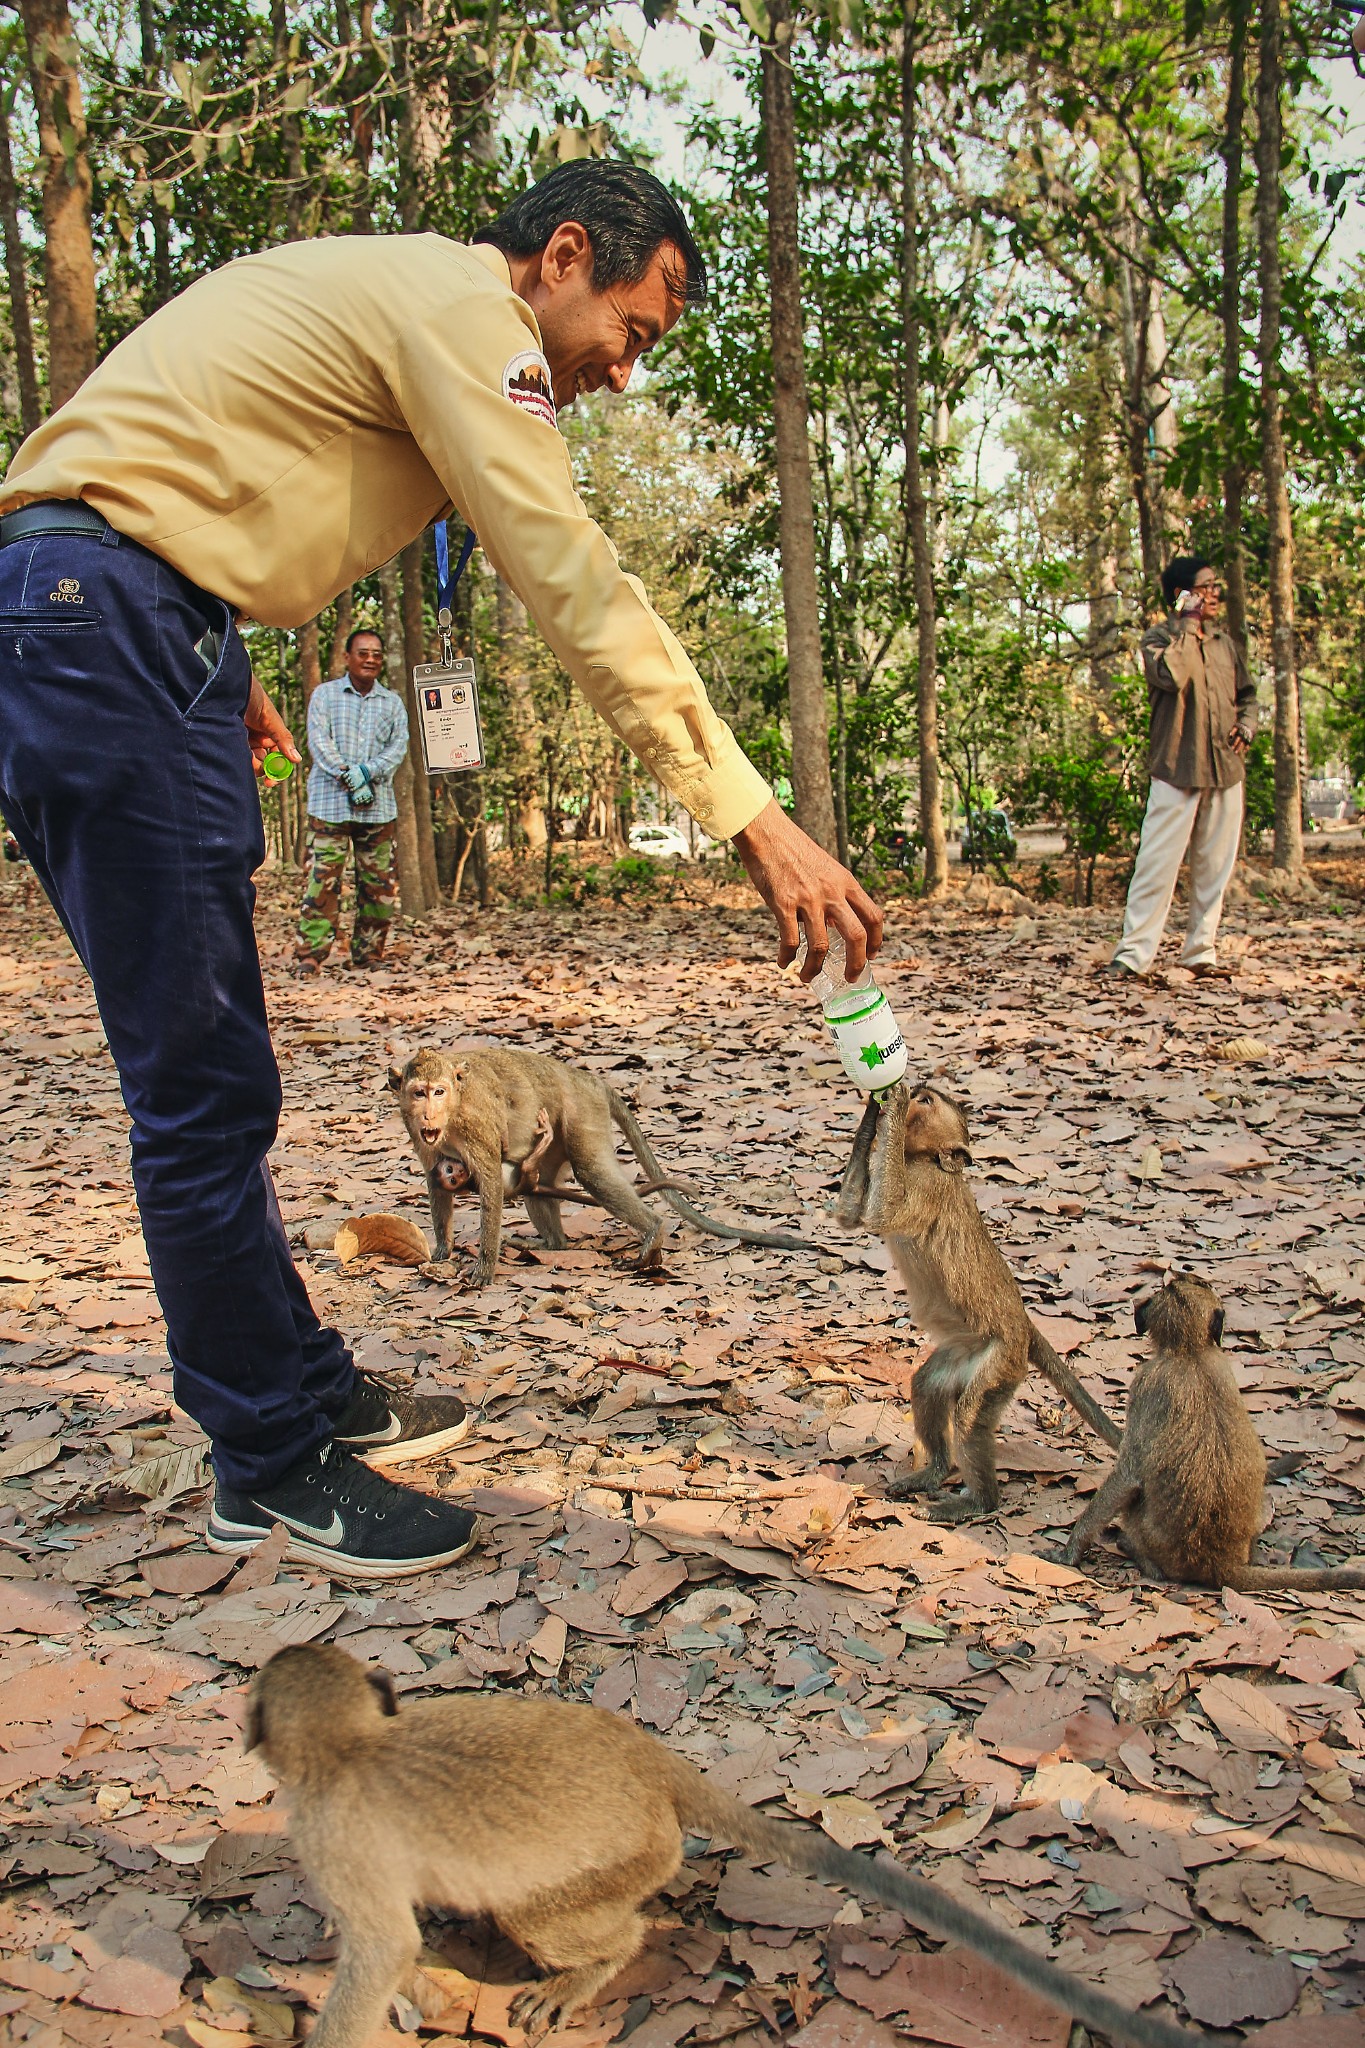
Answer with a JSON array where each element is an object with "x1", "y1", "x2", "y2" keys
[
  {"x1": 246, "y1": 1643, "x2": 1196, "y2": 2048},
  {"x1": 389, "y1": 1047, "x2": 822, "y2": 1289}
]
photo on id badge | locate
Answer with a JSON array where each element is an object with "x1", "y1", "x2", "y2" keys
[{"x1": 415, "y1": 656, "x2": 485, "y2": 773}]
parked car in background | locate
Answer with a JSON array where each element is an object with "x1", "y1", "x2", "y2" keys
[
  {"x1": 628, "y1": 822, "x2": 693, "y2": 860},
  {"x1": 1306, "y1": 778, "x2": 1359, "y2": 823},
  {"x1": 960, "y1": 806, "x2": 1017, "y2": 864}
]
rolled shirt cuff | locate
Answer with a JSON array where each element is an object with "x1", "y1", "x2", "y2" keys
[{"x1": 669, "y1": 747, "x2": 773, "y2": 841}]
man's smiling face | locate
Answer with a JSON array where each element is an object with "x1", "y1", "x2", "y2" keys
[{"x1": 515, "y1": 221, "x2": 687, "y2": 410}]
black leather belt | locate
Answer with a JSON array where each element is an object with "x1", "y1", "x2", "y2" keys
[{"x1": 0, "y1": 501, "x2": 112, "y2": 546}]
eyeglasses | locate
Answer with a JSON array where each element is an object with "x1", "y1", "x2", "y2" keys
[{"x1": 1194, "y1": 582, "x2": 1223, "y2": 594}]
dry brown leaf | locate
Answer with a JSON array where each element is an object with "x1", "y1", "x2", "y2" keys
[
  {"x1": 1213, "y1": 1036, "x2": 1272, "y2": 1061},
  {"x1": 335, "y1": 1212, "x2": 430, "y2": 1264},
  {"x1": 0, "y1": 1433, "x2": 61, "y2": 1479}
]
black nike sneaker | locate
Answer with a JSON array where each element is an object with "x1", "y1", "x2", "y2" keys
[
  {"x1": 330, "y1": 1368, "x2": 471, "y2": 1468},
  {"x1": 206, "y1": 1442, "x2": 480, "y2": 1579}
]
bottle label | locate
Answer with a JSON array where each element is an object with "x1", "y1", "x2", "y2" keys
[{"x1": 823, "y1": 981, "x2": 908, "y2": 1090}]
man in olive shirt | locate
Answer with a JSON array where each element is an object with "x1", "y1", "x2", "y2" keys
[
  {"x1": 1109, "y1": 555, "x2": 1257, "y2": 981},
  {"x1": 0, "y1": 163, "x2": 881, "y2": 1579}
]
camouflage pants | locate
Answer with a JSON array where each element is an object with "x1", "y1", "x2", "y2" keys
[{"x1": 296, "y1": 817, "x2": 397, "y2": 965}]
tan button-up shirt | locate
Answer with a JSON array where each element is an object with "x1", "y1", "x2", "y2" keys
[
  {"x1": 0, "y1": 235, "x2": 772, "y2": 838},
  {"x1": 1141, "y1": 615, "x2": 1257, "y2": 790}
]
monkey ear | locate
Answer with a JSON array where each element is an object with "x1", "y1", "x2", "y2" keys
[
  {"x1": 386, "y1": 1064, "x2": 403, "y2": 1093},
  {"x1": 451, "y1": 1060, "x2": 468, "y2": 1083},
  {"x1": 1209, "y1": 1309, "x2": 1225, "y2": 1346},
  {"x1": 243, "y1": 1696, "x2": 265, "y2": 1752},
  {"x1": 1134, "y1": 1294, "x2": 1152, "y2": 1338},
  {"x1": 936, "y1": 1150, "x2": 965, "y2": 1175},
  {"x1": 954, "y1": 1146, "x2": 973, "y2": 1169},
  {"x1": 367, "y1": 1669, "x2": 399, "y2": 1717}
]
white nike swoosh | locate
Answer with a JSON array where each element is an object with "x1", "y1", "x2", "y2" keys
[
  {"x1": 258, "y1": 1507, "x2": 346, "y2": 1547},
  {"x1": 345, "y1": 1414, "x2": 403, "y2": 1445}
]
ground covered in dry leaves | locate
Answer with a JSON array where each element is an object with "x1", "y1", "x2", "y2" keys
[{"x1": 0, "y1": 856, "x2": 1363, "y2": 2048}]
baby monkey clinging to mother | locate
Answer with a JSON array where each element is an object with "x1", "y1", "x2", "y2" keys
[{"x1": 838, "y1": 1080, "x2": 1120, "y2": 1519}]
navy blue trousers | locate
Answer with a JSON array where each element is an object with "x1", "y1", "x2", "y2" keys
[{"x1": 0, "y1": 526, "x2": 355, "y2": 1489}]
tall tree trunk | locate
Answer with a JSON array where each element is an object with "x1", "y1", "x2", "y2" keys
[
  {"x1": 328, "y1": 587, "x2": 354, "y2": 677},
  {"x1": 1220, "y1": 0, "x2": 1249, "y2": 653},
  {"x1": 135, "y1": 0, "x2": 172, "y2": 307},
  {"x1": 20, "y1": 0, "x2": 95, "y2": 409},
  {"x1": 401, "y1": 535, "x2": 441, "y2": 903},
  {"x1": 336, "y1": 0, "x2": 375, "y2": 232},
  {"x1": 297, "y1": 618, "x2": 322, "y2": 705},
  {"x1": 271, "y1": 0, "x2": 307, "y2": 241},
  {"x1": 496, "y1": 574, "x2": 548, "y2": 849},
  {"x1": 1255, "y1": 0, "x2": 1302, "y2": 872},
  {"x1": 0, "y1": 69, "x2": 42, "y2": 434},
  {"x1": 1117, "y1": 231, "x2": 1166, "y2": 607},
  {"x1": 900, "y1": 4, "x2": 948, "y2": 894},
  {"x1": 381, "y1": 556, "x2": 428, "y2": 916},
  {"x1": 759, "y1": 0, "x2": 837, "y2": 853}
]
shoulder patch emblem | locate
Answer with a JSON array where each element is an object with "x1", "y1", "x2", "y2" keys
[{"x1": 502, "y1": 349, "x2": 557, "y2": 429}]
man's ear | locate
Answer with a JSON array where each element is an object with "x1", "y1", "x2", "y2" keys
[
  {"x1": 367, "y1": 1669, "x2": 398, "y2": 1718},
  {"x1": 244, "y1": 1696, "x2": 265, "y2": 1752},
  {"x1": 1134, "y1": 1294, "x2": 1152, "y2": 1338},
  {"x1": 387, "y1": 1064, "x2": 404, "y2": 1093},
  {"x1": 1209, "y1": 1309, "x2": 1225, "y2": 1347}
]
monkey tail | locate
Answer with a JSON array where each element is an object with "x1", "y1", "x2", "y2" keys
[
  {"x1": 1027, "y1": 1324, "x2": 1122, "y2": 1449},
  {"x1": 605, "y1": 1090, "x2": 826, "y2": 1255},
  {"x1": 669, "y1": 1771, "x2": 1194, "y2": 2048},
  {"x1": 1224, "y1": 1563, "x2": 1365, "y2": 1592}
]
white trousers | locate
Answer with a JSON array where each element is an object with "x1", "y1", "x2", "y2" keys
[{"x1": 1112, "y1": 778, "x2": 1243, "y2": 973}]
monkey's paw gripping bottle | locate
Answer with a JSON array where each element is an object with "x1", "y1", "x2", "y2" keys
[{"x1": 803, "y1": 933, "x2": 908, "y2": 1095}]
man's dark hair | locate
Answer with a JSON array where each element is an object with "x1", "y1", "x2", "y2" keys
[
  {"x1": 1161, "y1": 555, "x2": 1212, "y2": 610},
  {"x1": 346, "y1": 627, "x2": 384, "y2": 653},
  {"x1": 473, "y1": 161, "x2": 707, "y2": 308}
]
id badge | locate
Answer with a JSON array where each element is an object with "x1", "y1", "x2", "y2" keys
[{"x1": 415, "y1": 658, "x2": 484, "y2": 772}]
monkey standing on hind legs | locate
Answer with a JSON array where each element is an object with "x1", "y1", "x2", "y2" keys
[
  {"x1": 837, "y1": 1083, "x2": 1121, "y2": 1521},
  {"x1": 246, "y1": 1642, "x2": 1198, "y2": 2048},
  {"x1": 389, "y1": 1046, "x2": 825, "y2": 1291},
  {"x1": 1062, "y1": 1272, "x2": 1365, "y2": 1591}
]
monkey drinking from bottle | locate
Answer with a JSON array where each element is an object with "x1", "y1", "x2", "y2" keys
[{"x1": 837, "y1": 1081, "x2": 1120, "y2": 1519}]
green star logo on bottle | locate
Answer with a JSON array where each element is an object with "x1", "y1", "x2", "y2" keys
[{"x1": 859, "y1": 1042, "x2": 884, "y2": 1070}]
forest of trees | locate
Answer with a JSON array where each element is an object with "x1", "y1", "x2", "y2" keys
[{"x1": 0, "y1": 0, "x2": 1362, "y2": 914}]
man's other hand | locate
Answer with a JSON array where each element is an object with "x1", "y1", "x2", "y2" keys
[
  {"x1": 1230, "y1": 726, "x2": 1251, "y2": 756},
  {"x1": 731, "y1": 799, "x2": 884, "y2": 982},
  {"x1": 244, "y1": 675, "x2": 301, "y2": 773}
]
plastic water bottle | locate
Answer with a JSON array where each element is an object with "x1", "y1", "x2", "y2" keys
[{"x1": 803, "y1": 932, "x2": 907, "y2": 1094}]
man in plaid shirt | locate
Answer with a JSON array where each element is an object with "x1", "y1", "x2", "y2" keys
[{"x1": 295, "y1": 628, "x2": 409, "y2": 972}]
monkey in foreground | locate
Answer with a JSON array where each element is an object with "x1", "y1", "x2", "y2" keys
[
  {"x1": 1062, "y1": 1274, "x2": 1365, "y2": 1591},
  {"x1": 389, "y1": 1047, "x2": 823, "y2": 1289},
  {"x1": 838, "y1": 1083, "x2": 1121, "y2": 1521},
  {"x1": 247, "y1": 1643, "x2": 1195, "y2": 2048}
]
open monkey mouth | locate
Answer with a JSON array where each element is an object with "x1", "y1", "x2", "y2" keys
[{"x1": 420, "y1": 1127, "x2": 442, "y2": 1146}]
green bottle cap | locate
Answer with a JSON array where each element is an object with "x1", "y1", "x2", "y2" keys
[{"x1": 262, "y1": 751, "x2": 295, "y2": 781}]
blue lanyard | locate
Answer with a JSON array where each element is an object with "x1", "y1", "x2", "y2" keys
[
  {"x1": 435, "y1": 519, "x2": 476, "y2": 620},
  {"x1": 435, "y1": 519, "x2": 476, "y2": 663}
]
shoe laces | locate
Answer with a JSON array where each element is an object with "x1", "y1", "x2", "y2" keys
[{"x1": 315, "y1": 1440, "x2": 412, "y2": 1525}]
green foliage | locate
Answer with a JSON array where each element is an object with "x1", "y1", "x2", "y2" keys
[
  {"x1": 607, "y1": 853, "x2": 663, "y2": 900},
  {"x1": 1009, "y1": 741, "x2": 1146, "y2": 906}
]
